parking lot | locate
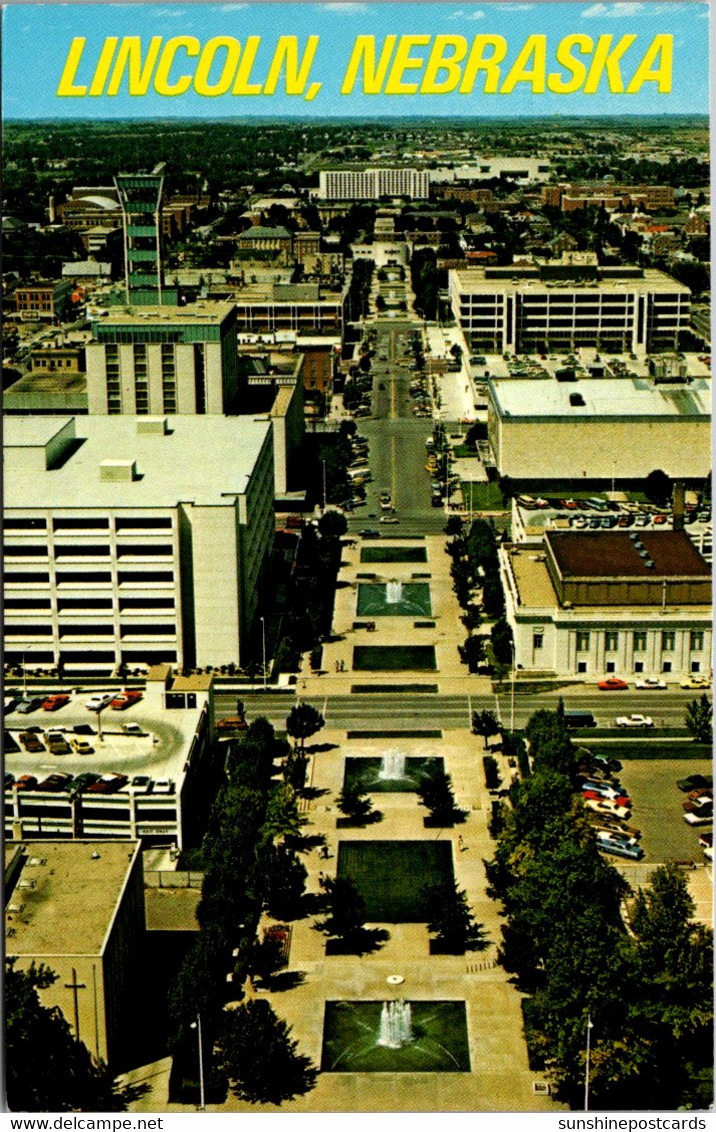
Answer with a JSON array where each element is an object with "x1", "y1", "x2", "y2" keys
[{"x1": 616, "y1": 756, "x2": 713, "y2": 865}]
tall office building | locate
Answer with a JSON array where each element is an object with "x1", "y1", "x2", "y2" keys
[
  {"x1": 318, "y1": 169, "x2": 430, "y2": 201},
  {"x1": 114, "y1": 165, "x2": 166, "y2": 304}
]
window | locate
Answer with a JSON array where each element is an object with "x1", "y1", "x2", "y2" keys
[
  {"x1": 577, "y1": 661, "x2": 587, "y2": 674},
  {"x1": 533, "y1": 633, "x2": 543, "y2": 650},
  {"x1": 690, "y1": 631, "x2": 704, "y2": 651},
  {"x1": 605, "y1": 631, "x2": 619, "y2": 652},
  {"x1": 661, "y1": 631, "x2": 676, "y2": 652},
  {"x1": 633, "y1": 632, "x2": 647, "y2": 652},
  {"x1": 605, "y1": 661, "x2": 616, "y2": 674},
  {"x1": 576, "y1": 631, "x2": 590, "y2": 652},
  {"x1": 634, "y1": 661, "x2": 644, "y2": 673},
  {"x1": 662, "y1": 661, "x2": 672, "y2": 673}
]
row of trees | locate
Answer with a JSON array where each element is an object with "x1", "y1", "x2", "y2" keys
[
  {"x1": 445, "y1": 516, "x2": 513, "y2": 676},
  {"x1": 486, "y1": 707, "x2": 713, "y2": 1109},
  {"x1": 168, "y1": 716, "x2": 318, "y2": 1105}
]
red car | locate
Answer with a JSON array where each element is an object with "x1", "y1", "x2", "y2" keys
[
  {"x1": 110, "y1": 690, "x2": 143, "y2": 710},
  {"x1": 42, "y1": 693, "x2": 70, "y2": 711},
  {"x1": 598, "y1": 677, "x2": 629, "y2": 691},
  {"x1": 583, "y1": 789, "x2": 632, "y2": 808}
]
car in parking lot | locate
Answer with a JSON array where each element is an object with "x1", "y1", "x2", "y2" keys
[
  {"x1": 358, "y1": 529, "x2": 380, "y2": 538},
  {"x1": 599, "y1": 677, "x2": 628, "y2": 691},
  {"x1": 87, "y1": 773, "x2": 129, "y2": 794},
  {"x1": 597, "y1": 838, "x2": 644, "y2": 861},
  {"x1": 70, "y1": 737, "x2": 94, "y2": 755},
  {"x1": 594, "y1": 827, "x2": 639, "y2": 848},
  {"x1": 683, "y1": 810, "x2": 713, "y2": 826},
  {"x1": 110, "y1": 689, "x2": 143, "y2": 710},
  {"x1": 583, "y1": 787, "x2": 632, "y2": 807},
  {"x1": 379, "y1": 515, "x2": 399, "y2": 524},
  {"x1": 153, "y1": 778, "x2": 175, "y2": 794},
  {"x1": 47, "y1": 731, "x2": 71, "y2": 755},
  {"x1": 635, "y1": 678, "x2": 667, "y2": 691},
  {"x1": 16, "y1": 697, "x2": 43, "y2": 714},
  {"x1": 73, "y1": 772, "x2": 101, "y2": 792},
  {"x1": 85, "y1": 693, "x2": 115, "y2": 711},
  {"x1": 216, "y1": 716, "x2": 248, "y2": 732},
  {"x1": 42, "y1": 693, "x2": 70, "y2": 711},
  {"x1": 615, "y1": 714, "x2": 654, "y2": 728},
  {"x1": 37, "y1": 773, "x2": 73, "y2": 793},
  {"x1": 19, "y1": 731, "x2": 45, "y2": 753},
  {"x1": 584, "y1": 797, "x2": 631, "y2": 819},
  {"x1": 677, "y1": 774, "x2": 713, "y2": 793},
  {"x1": 131, "y1": 775, "x2": 152, "y2": 791},
  {"x1": 15, "y1": 775, "x2": 38, "y2": 791}
]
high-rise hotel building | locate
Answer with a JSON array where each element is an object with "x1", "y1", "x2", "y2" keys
[{"x1": 318, "y1": 168, "x2": 430, "y2": 200}]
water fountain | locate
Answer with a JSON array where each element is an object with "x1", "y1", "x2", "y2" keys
[
  {"x1": 378, "y1": 751, "x2": 406, "y2": 780},
  {"x1": 385, "y1": 580, "x2": 403, "y2": 604},
  {"x1": 376, "y1": 1000, "x2": 413, "y2": 1049}
]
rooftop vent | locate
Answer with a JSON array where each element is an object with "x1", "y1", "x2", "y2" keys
[
  {"x1": 100, "y1": 459, "x2": 136, "y2": 482},
  {"x1": 569, "y1": 392, "x2": 585, "y2": 407},
  {"x1": 639, "y1": 549, "x2": 649, "y2": 558},
  {"x1": 136, "y1": 417, "x2": 168, "y2": 436},
  {"x1": 629, "y1": 532, "x2": 639, "y2": 541},
  {"x1": 645, "y1": 558, "x2": 655, "y2": 568}
]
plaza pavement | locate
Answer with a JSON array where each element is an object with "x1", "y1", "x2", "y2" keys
[{"x1": 123, "y1": 532, "x2": 564, "y2": 1114}]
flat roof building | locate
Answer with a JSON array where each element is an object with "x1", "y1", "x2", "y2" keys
[
  {"x1": 500, "y1": 530, "x2": 711, "y2": 681},
  {"x1": 4, "y1": 414, "x2": 274, "y2": 670},
  {"x1": 5, "y1": 840, "x2": 145, "y2": 1068},
  {"x1": 319, "y1": 169, "x2": 429, "y2": 201},
  {"x1": 86, "y1": 302, "x2": 239, "y2": 415},
  {"x1": 450, "y1": 264, "x2": 691, "y2": 355},
  {"x1": 487, "y1": 377, "x2": 711, "y2": 485}
]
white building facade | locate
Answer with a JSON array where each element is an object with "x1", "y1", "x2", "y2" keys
[
  {"x1": 4, "y1": 415, "x2": 274, "y2": 671},
  {"x1": 319, "y1": 169, "x2": 430, "y2": 200}
]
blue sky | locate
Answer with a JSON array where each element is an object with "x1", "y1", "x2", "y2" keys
[{"x1": 2, "y1": 1, "x2": 710, "y2": 119}]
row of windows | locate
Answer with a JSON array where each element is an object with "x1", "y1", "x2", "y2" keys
[
  {"x1": 6, "y1": 545, "x2": 174, "y2": 559},
  {"x1": 572, "y1": 629, "x2": 705, "y2": 652},
  {"x1": 6, "y1": 624, "x2": 177, "y2": 637},
  {"x1": 7, "y1": 517, "x2": 171, "y2": 532},
  {"x1": 6, "y1": 570, "x2": 175, "y2": 584}
]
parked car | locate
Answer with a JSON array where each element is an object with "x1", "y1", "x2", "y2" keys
[
  {"x1": 584, "y1": 797, "x2": 631, "y2": 819},
  {"x1": 379, "y1": 515, "x2": 399, "y2": 524},
  {"x1": 635, "y1": 678, "x2": 667, "y2": 690},
  {"x1": 216, "y1": 717, "x2": 248, "y2": 732},
  {"x1": 16, "y1": 697, "x2": 43, "y2": 714},
  {"x1": 70, "y1": 737, "x2": 95, "y2": 755},
  {"x1": 682, "y1": 798, "x2": 713, "y2": 815},
  {"x1": 586, "y1": 811, "x2": 641, "y2": 839},
  {"x1": 598, "y1": 838, "x2": 644, "y2": 861},
  {"x1": 86, "y1": 773, "x2": 129, "y2": 794},
  {"x1": 677, "y1": 774, "x2": 713, "y2": 793},
  {"x1": 615, "y1": 714, "x2": 654, "y2": 728},
  {"x1": 47, "y1": 732, "x2": 71, "y2": 755},
  {"x1": 42, "y1": 693, "x2": 70, "y2": 711},
  {"x1": 583, "y1": 788, "x2": 632, "y2": 807},
  {"x1": 110, "y1": 690, "x2": 143, "y2": 710},
  {"x1": 37, "y1": 773, "x2": 73, "y2": 793},
  {"x1": 73, "y1": 772, "x2": 101, "y2": 792},
  {"x1": 594, "y1": 828, "x2": 639, "y2": 848},
  {"x1": 85, "y1": 693, "x2": 115, "y2": 711},
  {"x1": 4, "y1": 697, "x2": 17, "y2": 714},
  {"x1": 683, "y1": 811, "x2": 714, "y2": 826},
  {"x1": 14, "y1": 775, "x2": 39, "y2": 791},
  {"x1": 598, "y1": 678, "x2": 628, "y2": 691},
  {"x1": 680, "y1": 674, "x2": 711, "y2": 689},
  {"x1": 19, "y1": 731, "x2": 45, "y2": 752},
  {"x1": 131, "y1": 775, "x2": 152, "y2": 790}
]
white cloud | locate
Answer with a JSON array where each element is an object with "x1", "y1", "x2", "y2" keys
[
  {"x1": 448, "y1": 8, "x2": 486, "y2": 19},
  {"x1": 214, "y1": 3, "x2": 249, "y2": 11},
  {"x1": 316, "y1": 3, "x2": 369, "y2": 12},
  {"x1": 500, "y1": 4, "x2": 535, "y2": 10},
  {"x1": 150, "y1": 7, "x2": 188, "y2": 18},
  {"x1": 581, "y1": 3, "x2": 646, "y2": 17}
]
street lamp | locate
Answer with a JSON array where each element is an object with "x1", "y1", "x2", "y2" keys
[
  {"x1": 584, "y1": 1013, "x2": 594, "y2": 1111},
  {"x1": 510, "y1": 640, "x2": 516, "y2": 734},
  {"x1": 260, "y1": 616, "x2": 267, "y2": 691},
  {"x1": 321, "y1": 458, "x2": 327, "y2": 513},
  {"x1": 190, "y1": 1013, "x2": 206, "y2": 1112}
]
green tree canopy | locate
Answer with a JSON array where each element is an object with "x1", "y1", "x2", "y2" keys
[
  {"x1": 6, "y1": 960, "x2": 126, "y2": 1112},
  {"x1": 685, "y1": 695, "x2": 713, "y2": 744},
  {"x1": 218, "y1": 999, "x2": 316, "y2": 1104},
  {"x1": 286, "y1": 703, "x2": 325, "y2": 752},
  {"x1": 318, "y1": 875, "x2": 367, "y2": 942}
]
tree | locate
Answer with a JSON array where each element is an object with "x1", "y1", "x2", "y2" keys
[
  {"x1": 235, "y1": 698, "x2": 245, "y2": 719},
  {"x1": 286, "y1": 702, "x2": 325, "y2": 752},
  {"x1": 685, "y1": 695, "x2": 713, "y2": 744},
  {"x1": 444, "y1": 515, "x2": 464, "y2": 537},
  {"x1": 250, "y1": 933, "x2": 285, "y2": 986},
  {"x1": 264, "y1": 783, "x2": 305, "y2": 839},
  {"x1": 416, "y1": 766, "x2": 458, "y2": 822},
  {"x1": 264, "y1": 845, "x2": 307, "y2": 920},
  {"x1": 644, "y1": 468, "x2": 672, "y2": 506},
  {"x1": 491, "y1": 617, "x2": 513, "y2": 666},
  {"x1": 336, "y1": 782, "x2": 374, "y2": 824},
  {"x1": 218, "y1": 1000, "x2": 316, "y2": 1104},
  {"x1": 472, "y1": 708, "x2": 500, "y2": 741},
  {"x1": 318, "y1": 875, "x2": 367, "y2": 943},
  {"x1": 424, "y1": 881, "x2": 488, "y2": 953},
  {"x1": 6, "y1": 960, "x2": 126, "y2": 1112},
  {"x1": 318, "y1": 509, "x2": 347, "y2": 537}
]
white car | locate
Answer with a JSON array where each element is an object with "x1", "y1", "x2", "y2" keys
[
  {"x1": 683, "y1": 811, "x2": 713, "y2": 826},
  {"x1": 635, "y1": 678, "x2": 666, "y2": 690},
  {"x1": 85, "y1": 693, "x2": 115, "y2": 712},
  {"x1": 584, "y1": 797, "x2": 631, "y2": 819},
  {"x1": 594, "y1": 828, "x2": 639, "y2": 848},
  {"x1": 680, "y1": 675, "x2": 711, "y2": 689},
  {"x1": 615, "y1": 714, "x2": 654, "y2": 728}
]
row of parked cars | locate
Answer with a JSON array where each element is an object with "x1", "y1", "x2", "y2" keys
[
  {"x1": 6, "y1": 689, "x2": 143, "y2": 715},
  {"x1": 5, "y1": 770, "x2": 174, "y2": 795},
  {"x1": 580, "y1": 752, "x2": 645, "y2": 861},
  {"x1": 677, "y1": 774, "x2": 713, "y2": 830}
]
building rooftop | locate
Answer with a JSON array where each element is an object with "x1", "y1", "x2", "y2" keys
[
  {"x1": 237, "y1": 225, "x2": 292, "y2": 240},
  {"x1": 92, "y1": 302, "x2": 235, "y2": 328},
  {"x1": 547, "y1": 530, "x2": 712, "y2": 580},
  {"x1": 4, "y1": 415, "x2": 271, "y2": 509},
  {"x1": 452, "y1": 266, "x2": 690, "y2": 296},
  {"x1": 489, "y1": 378, "x2": 711, "y2": 420},
  {"x1": 6, "y1": 841, "x2": 141, "y2": 957},
  {"x1": 4, "y1": 372, "x2": 87, "y2": 393}
]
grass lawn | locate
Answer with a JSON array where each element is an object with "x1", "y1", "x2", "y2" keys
[
  {"x1": 357, "y1": 582, "x2": 432, "y2": 617},
  {"x1": 353, "y1": 645, "x2": 437, "y2": 671},
  {"x1": 344, "y1": 756, "x2": 445, "y2": 794},
  {"x1": 337, "y1": 840, "x2": 453, "y2": 921},
  {"x1": 462, "y1": 481, "x2": 508, "y2": 510},
  {"x1": 321, "y1": 1000, "x2": 470, "y2": 1072},
  {"x1": 361, "y1": 546, "x2": 428, "y2": 563}
]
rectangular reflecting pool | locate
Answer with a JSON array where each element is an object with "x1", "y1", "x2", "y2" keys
[{"x1": 321, "y1": 1000, "x2": 470, "y2": 1072}]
